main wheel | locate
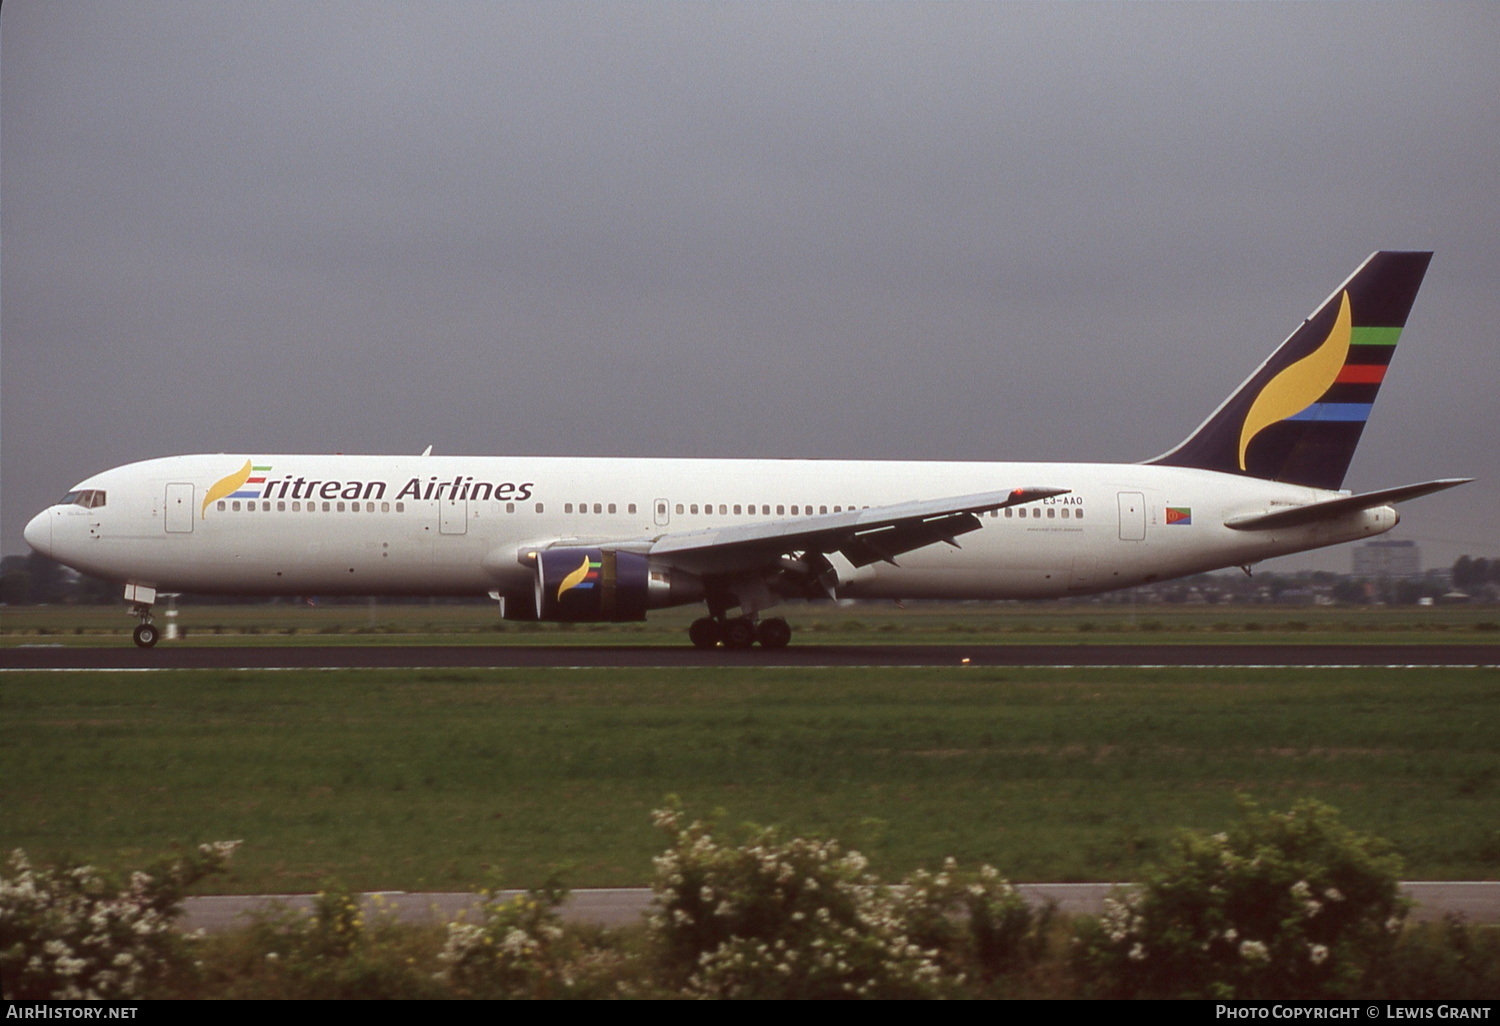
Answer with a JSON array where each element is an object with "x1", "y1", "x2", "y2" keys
[
  {"x1": 133, "y1": 623, "x2": 160, "y2": 649},
  {"x1": 688, "y1": 617, "x2": 722, "y2": 649},
  {"x1": 721, "y1": 617, "x2": 757, "y2": 650},
  {"x1": 756, "y1": 617, "x2": 792, "y2": 649}
]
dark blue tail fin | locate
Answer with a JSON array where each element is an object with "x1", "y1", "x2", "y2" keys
[{"x1": 1148, "y1": 251, "x2": 1432, "y2": 490}]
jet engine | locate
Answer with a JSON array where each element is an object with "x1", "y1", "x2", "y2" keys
[{"x1": 529, "y1": 547, "x2": 702, "y2": 622}]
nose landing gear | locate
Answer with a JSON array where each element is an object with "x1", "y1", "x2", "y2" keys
[{"x1": 130, "y1": 601, "x2": 159, "y2": 648}]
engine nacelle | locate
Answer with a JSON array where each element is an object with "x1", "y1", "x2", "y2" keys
[{"x1": 531, "y1": 547, "x2": 701, "y2": 622}]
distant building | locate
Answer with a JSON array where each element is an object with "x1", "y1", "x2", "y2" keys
[{"x1": 1353, "y1": 539, "x2": 1420, "y2": 579}]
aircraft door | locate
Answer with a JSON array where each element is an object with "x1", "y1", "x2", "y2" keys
[
  {"x1": 654, "y1": 498, "x2": 670, "y2": 527},
  {"x1": 440, "y1": 497, "x2": 468, "y2": 535},
  {"x1": 165, "y1": 483, "x2": 194, "y2": 534},
  {"x1": 1117, "y1": 492, "x2": 1146, "y2": 541}
]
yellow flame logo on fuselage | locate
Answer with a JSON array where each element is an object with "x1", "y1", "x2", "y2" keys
[
  {"x1": 1238, "y1": 291, "x2": 1352, "y2": 470},
  {"x1": 201, "y1": 460, "x2": 252, "y2": 518}
]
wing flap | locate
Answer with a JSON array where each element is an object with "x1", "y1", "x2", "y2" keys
[{"x1": 648, "y1": 486, "x2": 1069, "y2": 575}]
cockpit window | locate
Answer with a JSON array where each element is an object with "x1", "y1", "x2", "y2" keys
[{"x1": 58, "y1": 490, "x2": 106, "y2": 508}]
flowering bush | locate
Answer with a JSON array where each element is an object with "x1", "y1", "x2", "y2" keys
[
  {"x1": 438, "y1": 877, "x2": 574, "y2": 998},
  {"x1": 0, "y1": 841, "x2": 238, "y2": 999},
  {"x1": 896, "y1": 858, "x2": 1054, "y2": 980},
  {"x1": 649, "y1": 804, "x2": 1052, "y2": 999},
  {"x1": 1073, "y1": 799, "x2": 1407, "y2": 999}
]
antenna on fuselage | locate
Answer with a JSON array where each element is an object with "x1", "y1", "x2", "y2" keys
[{"x1": 420, "y1": 445, "x2": 433, "y2": 456}]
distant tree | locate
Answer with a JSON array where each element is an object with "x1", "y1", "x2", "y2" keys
[
  {"x1": 1450, "y1": 555, "x2": 1500, "y2": 590},
  {"x1": 1331, "y1": 579, "x2": 1367, "y2": 605},
  {"x1": 22, "y1": 554, "x2": 69, "y2": 604},
  {"x1": 75, "y1": 574, "x2": 119, "y2": 605},
  {"x1": 0, "y1": 571, "x2": 33, "y2": 606}
]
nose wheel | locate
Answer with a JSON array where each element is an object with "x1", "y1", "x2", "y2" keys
[{"x1": 129, "y1": 601, "x2": 159, "y2": 648}]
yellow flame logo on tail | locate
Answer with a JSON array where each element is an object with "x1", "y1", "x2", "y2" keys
[
  {"x1": 1238, "y1": 291, "x2": 1352, "y2": 470},
  {"x1": 201, "y1": 460, "x2": 252, "y2": 518},
  {"x1": 556, "y1": 553, "x2": 595, "y2": 601}
]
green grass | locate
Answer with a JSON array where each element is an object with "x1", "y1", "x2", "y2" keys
[
  {"x1": 3, "y1": 665, "x2": 1497, "y2": 893},
  {"x1": 4, "y1": 600, "x2": 1500, "y2": 646}
]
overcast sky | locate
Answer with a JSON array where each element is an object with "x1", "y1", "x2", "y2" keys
[{"x1": 3, "y1": 2, "x2": 1497, "y2": 574}]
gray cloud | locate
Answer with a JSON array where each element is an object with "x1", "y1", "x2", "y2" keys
[{"x1": 5, "y1": 2, "x2": 1497, "y2": 571}]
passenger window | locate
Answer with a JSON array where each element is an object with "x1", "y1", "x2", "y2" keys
[
  {"x1": 819, "y1": 505, "x2": 827, "y2": 515},
  {"x1": 1061, "y1": 508, "x2": 1070, "y2": 519},
  {"x1": 675, "y1": 504, "x2": 684, "y2": 515},
  {"x1": 608, "y1": 503, "x2": 616, "y2": 514},
  {"x1": 594, "y1": 503, "x2": 602, "y2": 514},
  {"x1": 791, "y1": 505, "x2": 799, "y2": 515},
  {"x1": 1005, "y1": 508, "x2": 1012, "y2": 517},
  {"x1": 232, "y1": 501, "x2": 241, "y2": 511},
  {"x1": 217, "y1": 501, "x2": 226, "y2": 511},
  {"x1": 293, "y1": 502, "x2": 301, "y2": 512},
  {"x1": 565, "y1": 503, "x2": 574, "y2": 514},
  {"x1": 1048, "y1": 508, "x2": 1055, "y2": 518},
  {"x1": 733, "y1": 504, "x2": 741, "y2": 515},
  {"x1": 1076, "y1": 508, "x2": 1084, "y2": 520},
  {"x1": 628, "y1": 503, "x2": 637, "y2": 514},
  {"x1": 397, "y1": 502, "x2": 406, "y2": 512},
  {"x1": 777, "y1": 505, "x2": 785, "y2": 515},
  {"x1": 505, "y1": 502, "x2": 514, "y2": 513},
  {"x1": 382, "y1": 502, "x2": 390, "y2": 512},
  {"x1": 323, "y1": 502, "x2": 332, "y2": 512},
  {"x1": 278, "y1": 501, "x2": 286, "y2": 512},
  {"x1": 350, "y1": 502, "x2": 359, "y2": 513},
  {"x1": 690, "y1": 504, "x2": 699, "y2": 515},
  {"x1": 535, "y1": 503, "x2": 544, "y2": 513}
]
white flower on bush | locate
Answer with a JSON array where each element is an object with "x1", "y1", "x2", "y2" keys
[
  {"x1": 1, "y1": 842, "x2": 238, "y2": 1000},
  {"x1": 438, "y1": 884, "x2": 572, "y2": 998},
  {"x1": 1239, "y1": 940, "x2": 1270, "y2": 964}
]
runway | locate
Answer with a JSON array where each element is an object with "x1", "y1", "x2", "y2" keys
[{"x1": 3, "y1": 642, "x2": 1497, "y2": 670}]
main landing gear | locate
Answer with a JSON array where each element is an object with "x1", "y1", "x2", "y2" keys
[
  {"x1": 130, "y1": 603, "x2": 159, "y2": 648},
  {"x1": 688, "y1": 615, "x2": 792, "y2": 650}
]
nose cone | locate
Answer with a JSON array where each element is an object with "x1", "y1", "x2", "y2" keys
[{"x1": 23, "y1": 509, "x2": 53, "y2": 557}]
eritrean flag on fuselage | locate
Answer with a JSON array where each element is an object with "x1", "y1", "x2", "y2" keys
[{"x1": 1149, "y1": 251, "x2": 1431, "y2": 491}]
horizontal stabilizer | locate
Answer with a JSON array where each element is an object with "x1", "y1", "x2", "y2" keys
[{"x1": 1223, "y1": 478, "x2": 1470, "y2": 531}]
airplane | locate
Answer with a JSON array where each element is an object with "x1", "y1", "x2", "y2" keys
[{"x1": 23, "y1": 251, "x2": 1468, "y2": 650}]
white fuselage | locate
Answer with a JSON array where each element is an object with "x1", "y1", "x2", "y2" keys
[{"x1": 24, "y1": 453, "x2": 1397, "y2": 605}]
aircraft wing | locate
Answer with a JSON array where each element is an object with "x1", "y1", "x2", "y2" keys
[
  {"x1": 1223, "y1": 478, "x2": 1470, "y2": 531},
  {"x1": 642, "y1": 487, "x2": 1069, "y2": 577}
]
